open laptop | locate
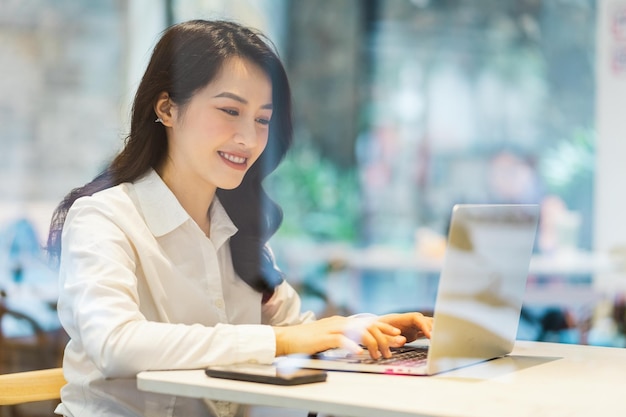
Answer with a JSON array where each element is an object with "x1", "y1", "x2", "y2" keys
[{"x1": 280, "y1": 204, "x2": 540, "y2": 376}]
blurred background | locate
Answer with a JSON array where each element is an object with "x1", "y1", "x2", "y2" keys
[{"x1": 1, "y1": 1, "x2": 626, "y2": 409}]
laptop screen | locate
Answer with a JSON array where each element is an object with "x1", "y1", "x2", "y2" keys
[{"x1": 427, "y1": 204, "x2": 539, "y2": 375}]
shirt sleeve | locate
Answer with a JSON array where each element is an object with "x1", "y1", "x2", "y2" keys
[
  {"x1": 261, "y1": 280, "x2": 316, "y2": 326},
  {"x1": 57, "y1": 200, "x2": 276, "y2": 379}
]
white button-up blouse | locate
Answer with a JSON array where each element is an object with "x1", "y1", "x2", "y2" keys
[{"x1": 54, "y1": 169, "x2": 315, "y2": 417}]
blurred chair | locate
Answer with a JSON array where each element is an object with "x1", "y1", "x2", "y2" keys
[
  {"x1": 0, "y1": 217, "x2": 66, "y2": 374},
  {"x1": 0, "y1": 293, "x2": 67, "y2": 374},
  {"x1": 0, "y1": 368, "x2": 65, "y2": 406},
  {"x1": 1, "y1": 294, "x2": 67, "y2": 417}
]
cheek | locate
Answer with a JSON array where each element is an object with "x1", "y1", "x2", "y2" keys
[
  {"x1": 259, "y1": 133, "x2": 270, "y2": 152},
  {"x1": 255, "y1": 132, "x2": 270, "y2": 158},
  {"x1": 192, "y1": 120, "x2": 230, "y2": 149},
  {"x1": 248, "y1": 133, "x2": 269, "y2": 166}
]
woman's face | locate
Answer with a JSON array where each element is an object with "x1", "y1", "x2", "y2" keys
[{"x1": 163, "y1": 57, "x2": 273, "y2": 191}]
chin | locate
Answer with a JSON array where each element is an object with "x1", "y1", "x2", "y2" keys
[{"x1": 219, "y1": 179, "x2": 245, "y2": 190}]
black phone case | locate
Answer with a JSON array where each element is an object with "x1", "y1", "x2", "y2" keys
[{"x1": 205, "y1": 366, "x2": 327, "y2": 385}]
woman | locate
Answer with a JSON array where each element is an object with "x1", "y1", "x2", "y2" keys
[{"x1": 47, "y1": 20, "x2": 432, "y2": 417}]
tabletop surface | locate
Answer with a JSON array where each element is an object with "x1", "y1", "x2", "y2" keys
[{"x1": 137, "y1": 341, "x2": 626, "y2": 417}]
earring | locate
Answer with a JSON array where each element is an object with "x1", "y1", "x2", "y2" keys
[{"x1": 155, "y1": 118, "x2": 164, "y2": 124}]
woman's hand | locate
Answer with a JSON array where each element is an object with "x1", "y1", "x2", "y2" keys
[
  {"x1": 273, "y1": 315, "x2": 407, "y2": 359},
  {"x1": 378, "y1": 312, "x2": 433, "y2": 343}
]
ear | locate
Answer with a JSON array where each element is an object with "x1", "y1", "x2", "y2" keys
[{"x1": 154, "y1": 92, "x2": 175, "y2": 126}]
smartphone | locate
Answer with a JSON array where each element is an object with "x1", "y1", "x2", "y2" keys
[{"x1": 205, "y1": 363, "x2": 327, "y2": 386}]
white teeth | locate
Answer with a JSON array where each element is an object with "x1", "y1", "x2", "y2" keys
[{"x1": 219, "y1": 152, "x2": 246, "y2": 164}]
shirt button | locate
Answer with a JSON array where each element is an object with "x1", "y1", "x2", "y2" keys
[{"x1": 214, "y1": 299, "x2": 225, "y2": 309}]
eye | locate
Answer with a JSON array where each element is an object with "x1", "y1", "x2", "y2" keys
[
  {"x1": 255, "y1": 117, "x2": 271, "y2": 126},
  {"x1": 220, "y1": 108, "x2": 239, "y2": 116}
]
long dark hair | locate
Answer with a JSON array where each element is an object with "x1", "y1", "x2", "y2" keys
[{"x1": 47, "y1": 20, "x2": 293, "y2": 296}]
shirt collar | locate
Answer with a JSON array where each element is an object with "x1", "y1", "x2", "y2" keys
[
  {"x1": 132, "y1": 169, "x2": 238, "y2": 245},
  {"x1": 208, "y1": 196, "x2": 238, "y2": 250}
]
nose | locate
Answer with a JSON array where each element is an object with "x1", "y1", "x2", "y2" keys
[{"x1": 234, "y1": 119, "x2": 260, "y2": 149}]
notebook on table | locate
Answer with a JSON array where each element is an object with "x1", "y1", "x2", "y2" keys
[{"x1": 279, "y1": 204, "x2": 540, "y2": 376}]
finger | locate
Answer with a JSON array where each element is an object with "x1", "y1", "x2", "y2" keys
[
  {"x1": 368, "y1": 324, "x2": 400, "y2": 358},
  {"x1": 389, "y1": 334, "x2": 407, "y2": 347},
  {"x1": 342, "y1": 317, "x2": 391, "y2": 340},
  {"x1": 343, "y1": 317, "x2": 376, "y2": 342},
  {"x1": 363, "y1": 328, "x2": 407, "y2": 358},
  {"x1": 375, "y1": 321, "x2": 402, "y2": 337},
  {"x1": 372, "y1": 326, "x2": 392, "y2": 358},
  {"x1": 415, "y1": 315, "x2": 433, "y2": 338},
  {"x1": 360, "y1": 330, "x2": 382, "y2": 359},
  {"x1": 338, "y1": 335, "x2": 364, "y2": 354}
]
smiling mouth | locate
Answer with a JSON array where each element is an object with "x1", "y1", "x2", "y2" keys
[{"x1": 218, "y1": 151, "x2": 247, "y2": 165}]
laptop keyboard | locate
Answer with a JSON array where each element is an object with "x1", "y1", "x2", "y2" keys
[
  {"x1": 361, "y1": 346, "x2": 428, "y2": 365},
  {"x1": 315, "y1": 345, "x2": 428, "y2": 366}
]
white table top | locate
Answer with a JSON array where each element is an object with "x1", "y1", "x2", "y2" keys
[{"x1": 137, "y1": 341, "x2": 626, "y2": 417}]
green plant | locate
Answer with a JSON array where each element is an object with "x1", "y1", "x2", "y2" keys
[
  {"x1": 539, "y1": 128, "x2": 595, "y2": 198},
  {"x1": 265, "y1": 142, "x2": 360, "y2": 242}
]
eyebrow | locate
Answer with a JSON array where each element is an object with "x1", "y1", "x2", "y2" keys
[{"x1": 214, "y1": 92, "x2": 273, "y2": 110}]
